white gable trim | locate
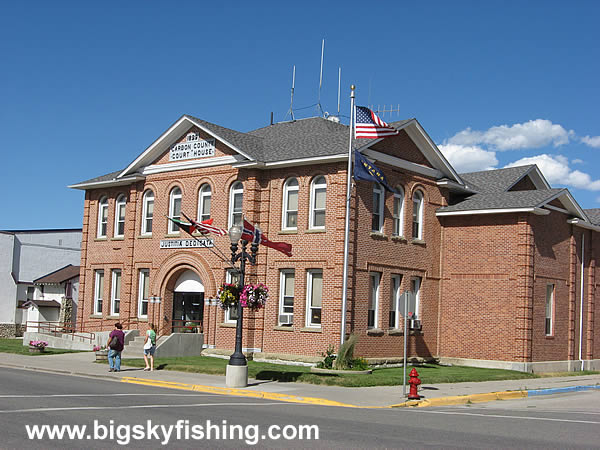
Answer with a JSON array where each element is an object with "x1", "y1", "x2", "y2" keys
[
  {"x1": 118, "y1": 115, "x2": 254, "y2": 178},
  {"x1": 235, "y1": 154, "x2": 347, "y2": 169},
  {"x1": 68, "y1": 175, "x2": 145, "y2": 191},
  {"x1": 538, "y1": 189, "x2": 586, "y2": 219},
  {"x1": 361, "y1": 149, "x2": 443, "y2": 179},
  {"x1": 568, "y1": 218, "x2": 600, "y2": 232},
  {"x1": 143, "y1": 155, "x2": 246, "y2": 175},
  {"x1": 507, "y1": 165, "x2": 551, "y2": 191}
]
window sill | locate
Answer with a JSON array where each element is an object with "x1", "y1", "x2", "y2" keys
[
  {"x1": 545, "y1": 335, "x2": 555, "y2": 339},
  {"x1": 164, "y1": 233, "x2": 181, "y2": 238},
  {"x1": 137, "y1": 234, "x2": 153, "y2": 239},
  {"x1": 137, "y1": 318, "x2": 148, "y2": 322},
  {"x1": 366, "y1": 328, "x2": 384, "y2": 336},
  {"x1": 89, "y1": 315, "x2": 103, "y2": 319},
  {"x1": 274, "y1": 326, "x2": 295, "y2": 331},
  {"x1": 369, "y1": 232, "x2": 388, "y2": 240},
  {"x1": 391, "y1": 236, "x2": 407, "y2": 243},
  {"x1": 411, "y1": 239, "x2": 426, "y2": 246},
  {"x1": 94, "y1": 237, "x2": 108, "y2": 242},
  {"x1": 111, "y1": 237, "x2": 125, "y2": 241},
  {"x1": 278, "y1": 230, "x2": 298, "y2": 235},
  {"x1": 300, "y1": 327, "x2": 322, "y2": 333},
  {"x1": 220, "y1": 323, "x2": 236, "y2": 328},
  {"x1": 305, "y1": 229, "x2": 326, "y2": 234},
  {"x1": 388, "y1": 329, "x2": 404, "y2": 336},
  {"x1": 107, "y1": 315, "x2": 120, "y2": 319}
]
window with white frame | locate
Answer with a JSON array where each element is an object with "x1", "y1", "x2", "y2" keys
[
  {"x1": 410, "y1": 277, "x2": 421, "y2": 320},
  {"x1": 97, "y1": 197, "x2": 108, "y2": 238},
  {"x1": 282, "y1": 178, "x2": 299, "y2": 230},
  {"x1": 198, "y1": 184, "x2": 211, "y2": 222},
  {"x1": 224, "y1": 269, "x2": 240, "y2": 323},
  {"x1": 141, "y1": 190, "x2": 154, "y2": 235},
  {"x1": 229, "y1": 182, "x2": 244, "y2": 227},
  {"x1": 310, "y1": 176, "x2": 327, "y2": 229},
  {"x1": 168, "y1": 187, "x2": 182, "y2": 234},
  {"x1": 114, "y1": 195, "x2": 126, "y2": 237},
  {"x1": 306, "y1": 269, "x2": 323, "y2": 327},
  {"x1": 545, "y1": 284, "x2": 554, "y2": 335},
  {"x1": 279, "y1": 269, "x2": 295, "y2": 325},
  {"x1": 368, "y1": 272, "x2": 381, "y2": 329},
  {"x1": 138, "y1": 269, "x2": 150, "y2": 318},
  {"x1": 94, "y1": 270, "x2": 104, "y2": 315},
  {"x1": 111, "y1": 269, "x2": 121, "y2": 316},
  {"x1": 412, "y1": 191, "x2": 424, "y2": 240},
  {"x1": 372, "y1": 183, "x2": 384, "y2": 232},
  {"x1": 389, "y1": 274, "x2": 403, "y2": 328},
  {"x1": 393, "y1": 186, "x2": 404, "y2": 237}
]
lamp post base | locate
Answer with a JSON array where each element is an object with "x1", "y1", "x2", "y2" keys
[{"x1": 226, "y1": 364, "x2": 248, "y2": 388}]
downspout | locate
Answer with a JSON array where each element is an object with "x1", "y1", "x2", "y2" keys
[{"x1": 579, "y1": 232, "x2": 585, "y2": 371}]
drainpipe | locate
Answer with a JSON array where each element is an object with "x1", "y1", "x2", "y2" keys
[{"x1": 579, "y1": 233, "x2": 585, "y2": 371}]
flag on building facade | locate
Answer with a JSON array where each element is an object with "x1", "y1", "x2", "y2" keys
[
  {"x1": 354, "y1": 106, "x2": 400, "y2": 138},
  {"x1": 353, "y1": 150, "x2": 396, "y2": 192},
  {"x1": 241, "y1": 219, "x2": 293, "y2": 257},
  {"x1": 182, "y1": 213, "x2": 227, "y2": 236},
  {"x1": 167, "y1": 217, "x2": 198, "y2": 236}
]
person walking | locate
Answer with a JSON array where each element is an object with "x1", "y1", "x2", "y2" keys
[
  {"x1": 143, "y1": 323, "x2": 157, "y2": 371},
  {"x1": 107, "y1": 322, "x2": 125, "y2": 372}
]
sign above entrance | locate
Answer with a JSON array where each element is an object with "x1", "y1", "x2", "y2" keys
[
  {"x1": 160, "y1": 238, "x2": 214, "y2": 249},
  {"x1": 169, "y1": 133, "x2": 215, "y2": 161}
]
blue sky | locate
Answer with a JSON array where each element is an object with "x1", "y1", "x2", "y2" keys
[{"x1": 1, "y1": 1, "x2": 599, "y2": 229}]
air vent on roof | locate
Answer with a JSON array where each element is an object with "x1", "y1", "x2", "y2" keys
[{"x1": 326, "y1": 115, "x2": 340, "y2": 123}]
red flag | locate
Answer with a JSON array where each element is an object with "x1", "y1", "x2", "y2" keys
[
  {"x1": 182, "y1": 213, "x2": 227, "y2": 236},
  {"x1": 241, "y1": 219, "x2": 292, "y2": 257}
]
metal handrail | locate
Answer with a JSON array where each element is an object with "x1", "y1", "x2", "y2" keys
[
  {"x1": 26, "y1": 321, "x2": 96, "y2": 343},
  {"x1": 171, "y1": 319, "x2": 203, "y2": 333}
]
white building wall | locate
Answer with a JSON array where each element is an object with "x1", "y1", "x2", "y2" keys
[{"x1": 0, "y1": 233, "x2": 17, "y2": 323}]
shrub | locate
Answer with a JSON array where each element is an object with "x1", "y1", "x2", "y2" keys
[
  {"x1": 316, "y1": 344, "x2": 336, "y2": 369},
  {"x1": 334, "y1": 334, "x2": 358, "y2": 370}
]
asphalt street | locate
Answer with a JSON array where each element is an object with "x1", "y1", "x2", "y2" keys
[{"x1": 0, "y1": 367, "x2": 598, "y2": 448}]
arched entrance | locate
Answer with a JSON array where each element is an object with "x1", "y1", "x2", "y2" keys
[{"x1": 172, "y1": 270, "x2": 204, "y2": 333}]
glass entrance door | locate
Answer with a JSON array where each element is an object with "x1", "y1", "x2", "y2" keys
[{"x1": 172, "y1": 292, "x2": 204, "y2": 333}]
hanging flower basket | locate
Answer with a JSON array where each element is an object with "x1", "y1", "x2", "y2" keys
[
  {"x1": 217, "y1": 283, "x2": 241, "y2": 310},
  {"x1": 240, "y1": 283, "x2": 269, "y2": 311}
]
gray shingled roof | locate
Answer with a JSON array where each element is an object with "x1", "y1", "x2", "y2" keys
[
  {"x1": 459, "y1": 165, "x2": 536, "y2": 193},
  {"x1": 584, "y1": 209, "x2": 600, "y2": 226},
  {"x1": 438, "y1": 189, "x2": 565, "y2": 213}
]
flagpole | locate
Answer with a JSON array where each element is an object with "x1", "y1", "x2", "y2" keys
[{"x1": 340, "y1": 85, "x2": 355, "y2": 345}]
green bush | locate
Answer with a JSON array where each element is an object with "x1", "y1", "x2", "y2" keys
[{"x1": 316, "y1": 344, "x2": 336, "y2": 369}]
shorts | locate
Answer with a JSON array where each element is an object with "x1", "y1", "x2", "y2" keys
[{"x1": 144, "y1": 345, "x2": 156, "y2": 356}]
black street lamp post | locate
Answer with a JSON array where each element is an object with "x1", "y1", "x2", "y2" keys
[{"x1": 226, "y1": 225, "x2": 257, "y2": 386}]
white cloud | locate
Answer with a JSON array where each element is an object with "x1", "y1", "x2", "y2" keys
[
  {"x1": 505, "y1": 154, "x2": 600, "y2": 191},
  {"x1": 581, "y1": 135, "x2": 600, "y2": 148},
  {"x1": 438, "y1": 144, "x2": 498, "y2": 173},
  {"x1": 448, "y1": 119, "x2": 573, "y2": 151},
  {"x1": 572, "y1": 158, "x2": 584, "y2": 164}
]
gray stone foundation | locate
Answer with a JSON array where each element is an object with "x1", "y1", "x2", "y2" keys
[{"x1": 0, "y1": 323, "x2": 21, "y2": 338}]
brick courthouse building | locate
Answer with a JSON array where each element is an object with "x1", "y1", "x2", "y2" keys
[{"x1": 70, "y1": 114, "x2": 600, "y2": 372}]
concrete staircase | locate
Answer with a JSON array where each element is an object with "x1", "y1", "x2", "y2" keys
[{"x1": 121, "y1": 334, "x2": 157, "y2": 358}]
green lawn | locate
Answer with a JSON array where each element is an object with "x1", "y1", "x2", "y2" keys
[
  {"x1": 120, "y1": 356, "x2": 540, "y2": 387},
  {"x1": 0, "y1": 338, "x2": 84, "y2": 356}
]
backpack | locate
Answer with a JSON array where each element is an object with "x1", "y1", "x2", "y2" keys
[{"x1": 109, "y1": 335, "x2": 121, "y2": 350}]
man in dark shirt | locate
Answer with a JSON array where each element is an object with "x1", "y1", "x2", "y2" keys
[{"x1": 107, "y1": 322, "x2": 125, "y2": 372}]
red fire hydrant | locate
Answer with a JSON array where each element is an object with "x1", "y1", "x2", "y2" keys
[{"x1": 408, "y1": 368, "x2": 421, "y2": 400}]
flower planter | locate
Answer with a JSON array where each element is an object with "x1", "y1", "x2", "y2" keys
[
  {"x1": 95, "y1": 351, "x2": 109, "y2": 361},
  {"x1": 28, "y1": 346, "x2": 45, "y2": 354}
]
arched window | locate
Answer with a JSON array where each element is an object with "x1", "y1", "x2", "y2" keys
[
  {"x1": 371, "y1": 183, "x2": 384, "y2": 233},
  {"x1": 392, "y1": 186, "x2": 404, "y2": 237},
  {"x1": 168, "y1": 187, "x2": 182, "y2": 234},
  {"x1": 412, "y1": 190, "x2": 424, "y2": 240},
  {"x1": 97, "y1": 196, "x2": 108, "y2": 238},
  {"x1": 229, "y1": 182, "x2": 243, "y2": 227},
  {"x1": 282, "y1": 178, "x2": 299, "y2": 230},
  {"x1": 310, "y1": 176, "x2": 327, "y2": 230},
  {"x1": 141, "y1": 190, "x2": 154, "y2": 235},
  {"x1": 114, "y1": 194, "x2": 126, "y2": 237},
  {"x1": 198, "y1": 184, "x2": 211, "y2": 222}
]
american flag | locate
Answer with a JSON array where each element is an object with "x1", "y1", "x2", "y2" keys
[{"x1": 354, "y1": 106, "x2": 399, "y2": 139}]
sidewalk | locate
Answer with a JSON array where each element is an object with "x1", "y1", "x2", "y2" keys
[{"x1": 1, "y1": 351, "x2": 599, "y2": 408}]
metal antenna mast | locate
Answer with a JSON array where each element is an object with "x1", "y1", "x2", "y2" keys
[
  {"x1": 316, "y1": 39, "x2": 325, "y2": 117},
  {"x1": 337, "y1": 67, "x2": 341, "y2": 116},
  {"x1": 287, "y1": 65, "x2": 296, "y2": 121}
]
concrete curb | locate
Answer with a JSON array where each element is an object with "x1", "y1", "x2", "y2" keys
[
  {"x1": 527, "y1": 384, "x2": 600, "y2": 396},
  {"x1": 120, "y1": 377, "x2": 361, "y2": 408},
  {"x1": 390, "y1": 390, "x2": 528, "y2": 408}
]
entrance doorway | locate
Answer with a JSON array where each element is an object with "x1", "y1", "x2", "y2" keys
[{"x1": 171, "y1": 270, "x2": 204, "y2": 333}]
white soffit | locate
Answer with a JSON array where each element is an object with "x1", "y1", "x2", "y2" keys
[
  {"x1": 361, "y1": 149, "x2": 442, "y2": 179},
  {"x1": 174, "y1": 270, "x2": 205, "y2": 293}
]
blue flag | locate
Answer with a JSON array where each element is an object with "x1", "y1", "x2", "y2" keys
[{"x1": 353, "y1": 151, "x2": 395, "y2": 192}]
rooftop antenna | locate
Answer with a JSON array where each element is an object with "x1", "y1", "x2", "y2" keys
[
  {"x1": 316, "y1": 39, "x2": 325, "y2": 117},
  {"x1": 369, "y1": 104, "x2": 401, "y2": 119},
  {"x1": 337, "y1": 67, "x2": 341, "y2": 116},
  {"x1": 286, "y1": 65, "x2": 296, "y2": 121}
]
